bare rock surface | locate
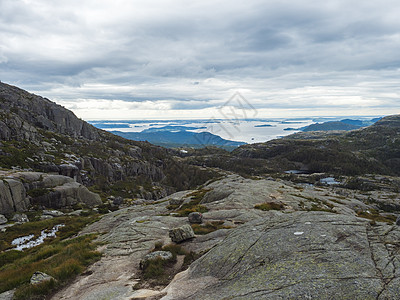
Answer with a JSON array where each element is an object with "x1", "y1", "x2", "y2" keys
[
  {"x1": 0, "y1": 289, "x2": 15, "y2": 300},
  {"x1": 162, "y1": 211, "x2": 400, "y2": 299},
  {"x1": 51, "y1": 174, "x2": 400, "y2": 299}
]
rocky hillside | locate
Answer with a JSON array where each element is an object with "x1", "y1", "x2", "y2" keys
[
  {"x1": 46, "y1": 174, "x2": 400, "y2": 299},
  {"x1": 182, "y1": 114, "x2": 400, "y2": 177},
  {"x1": 0, "y1": 82, "x2": 218, "y2": 209}
]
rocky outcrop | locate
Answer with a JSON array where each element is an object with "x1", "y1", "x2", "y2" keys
[
  {"x1": 30, "y1": 182, "x2": 101, "y2": 209},
  {"x1": 0, "y1": 82, "x2": 98, "y2": 141},
  {"x1": 0, "y1": 179, "x2": 29, "y2": 214},
  {"x1": 30, "y1": 271, "x2": 55, "y2": 285},
  {"x1": 163, "y1": 211, "x2": 400, "y2": 299},
  {"x1": 0, "y1": 171, "x2": 101, "y2": 214},
  {"x1": 188, "y1": 212, "x2": 202, "y2": 224}
]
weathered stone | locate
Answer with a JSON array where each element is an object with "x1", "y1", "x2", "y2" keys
[
  {"x1": 0, "y1": 179, "x2": 28, "y2": 214},
  {"x1": 3, "y1": 179, "x2": 28, "y2": 211},
  {"x1": 169, "y1": 225, "x2": 195, "y2": 243},
  {"x1": 396, "y1": 215, "x2": 400, "y2": 226},
  {"x1": 0, "y1": 289, "x2": 15, "y2": 300},
  {"x1": 0, "y1": 214, "x2": 7, "y2": 225},
  {"x1": 188, "y1": 212, "x2": 203, "y2": 224},
  {"x1": 30, "y1": 271, "x2": 55, "y2": 285},
  {"x1": 140, "y1": 251, "x2": 173, "y2": 269},
  {"x1": 33, "y1": 182, "x2": 101, "y2": 208},
  {"x1": 162, "y1": 211, "x2": 400, "y2": 300},
  {"x1": 12, "y1": 213, "x2": 29, "y2": 223}
]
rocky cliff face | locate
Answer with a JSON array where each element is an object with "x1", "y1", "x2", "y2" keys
[
  {"x1": 0, "y1": 82, "x2": 98, "y2": 141},
  {"x1": 0, "y1": 171, "x2": 101, "y2": 214},
  {"x1": 0, "y1": 82, "x2": 218, "y2": 203}
]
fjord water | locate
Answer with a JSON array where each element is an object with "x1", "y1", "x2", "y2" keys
[{"x1": 90, "y1": 119, "x2": 315, "y2": 143}]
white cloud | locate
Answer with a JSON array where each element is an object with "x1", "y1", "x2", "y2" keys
[{"x1": 1, "y1": 0, "x2": 400, "y2": 119}]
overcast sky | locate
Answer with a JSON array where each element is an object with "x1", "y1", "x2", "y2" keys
[{"x1": 1, "y1": 0, "x2": 400, "y2": 120}]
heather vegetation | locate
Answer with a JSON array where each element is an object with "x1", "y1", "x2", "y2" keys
[{"x1": 0, "y1": 215, "x2": 101, "y2": 299}]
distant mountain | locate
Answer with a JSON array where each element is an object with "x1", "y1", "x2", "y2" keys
[
  {"x1": 291, "y1": 118, "x2": 382, "y2": 132},
  {"x1": 111, "y1": 126, "x2": 246, "y2": 149},
  {"x1": 302, "y1": 121, "x2": 360, "y2": 132},
  {"x1": 184, "y1": 115, "x2": 400, "y2": 177}
]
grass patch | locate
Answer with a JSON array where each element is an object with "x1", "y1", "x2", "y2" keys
[
  {"x1": 254, "y1": 202, "x2": 285, "y2": 211},
  {"x1": 191, "y1": 221, "x2": 232, "y2": 235},
  {"x1": 357, "y1": 209, "x2": 396, "y2": 224},
  {"x1": 26, "y1": 188, "x2": 51, "y2": 198},
  {"x1": 140, "y1": 242, "x2": 198, "y2": 286},
  {"x1": 0, "y1": 215, "x2": 102, "y2": 299},
  {"x1": 168, "y1": 189, "x2": 210, "y2": 217}
]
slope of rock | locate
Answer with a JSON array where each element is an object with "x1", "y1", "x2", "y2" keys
[
  {"x1": 50, "y1": 174, "x2": 400, "y2": 299},
  {"x1": 163, "y1": 211, "x2": 400, "y2": 299},
  {"x1": 0, "y1": 82, "x2": 218, "y2": 200}
]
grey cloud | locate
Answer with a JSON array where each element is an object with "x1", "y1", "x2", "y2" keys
[{"x1": 0, "y1": 0, "x2": 400, "y2": 118}]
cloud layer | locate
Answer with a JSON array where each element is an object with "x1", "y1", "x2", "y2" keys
[{"x1": 1, "y1": 0, "x2": 400, "y2": 119}]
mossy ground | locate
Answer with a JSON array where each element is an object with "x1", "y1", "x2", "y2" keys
[
  {"x1": 138, "y1": 242, "x2": 200, "y2": 287},
  {"x1": 0, "y1": 215, "x2": 102, "y2": 299}
]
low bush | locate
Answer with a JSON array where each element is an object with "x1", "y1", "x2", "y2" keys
[{"x1": 254, "y1": 202, "x2": 285, "y2": 211}]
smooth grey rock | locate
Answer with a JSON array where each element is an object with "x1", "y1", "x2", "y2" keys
[
  {"x1": 140, "y1": 251, "x2": 173, "y2": 269},
  {"x1": 188, "y1": 212, "x2": 203, "y2": 224},
  {"x1": 0, "y1": 289, "x2": 15, "y2": 300},
  {"x1": 169, "y1": 224, "x2": 195, "y2": 243},
  {"x1": 0, "y1": 214, "x2": 7, "y2": 225},
  {"x1": 162, "y1": 211, "x2": 400, "y2": 300},
  {"x1": 30, "y1": 271, "x2": 55, "y2": 285},
  {"x1": 12, "y1": 213, "x2": 29, "y2": 223},
  {"x1": 0, "y1": 179, "x2": 28, "y2": 214},
  {"x1": 3, "y1": 179, "x2": 28, "y2": 211}
]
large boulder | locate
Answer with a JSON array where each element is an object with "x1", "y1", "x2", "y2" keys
[
  {"x1": 169, "y1": 225, "x2": 195, "y2": 243},
  {"x1": 0, "y1": 179, "x2": 28, "y2": 214},
  {"x1": 162, "y1": 211, "x2": 400, "y2": 299},
  {"x1": 4, "y1": 179, "x2": 28, "y2": 211},
  {"x1": 30, "y1": 271, "x2": 55, "y2": 285},
  {"x1": 188, "y1": 212, "x2": 203, "y2": 224},
  {"x1": 33, "y1": 182, "x2": 101, "y2": 208}
]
